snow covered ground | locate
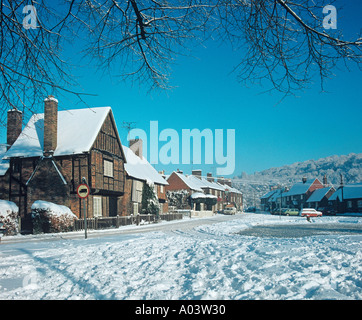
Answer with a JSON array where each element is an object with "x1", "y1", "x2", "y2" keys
[{"x1": 0, "y1": 213, "x2": 361, "y2": 300}]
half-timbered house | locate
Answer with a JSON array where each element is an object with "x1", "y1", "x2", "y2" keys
[{"x1": 1, "y1": 96, "x2": 126, "y2": 231}]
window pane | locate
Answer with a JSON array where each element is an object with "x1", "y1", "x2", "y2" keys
[
  {"x1": 93, "y1": 196, "x2": 102, "y2": 217},
  {"x1": 104, "y1": 160, "x2": 113, "y2": 177}
]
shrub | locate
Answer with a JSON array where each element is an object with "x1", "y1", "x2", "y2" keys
[
  {"x1": 31, "y1": 200, "x2": 77, "y2": 234},
  {"x1": 0, "y1": 200, "x2": 19, "y2": 236},
  {"x1": 141, "y1": 181, "x2": 160, "y2": 216}
]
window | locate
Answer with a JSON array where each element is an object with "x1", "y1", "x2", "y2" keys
[
  {"x1": 160, "y1": 185, "x2": 164, "y2": 193},
  {"x1": 358, "y1": 200, "x2": 362, "y2": 208},
  {"x1": 347, "y1": 201, "x2": 352, "y2": 208},
  {"x1": 132, "y1": 180, "x2": 143, "y2": 202},
  {"x1": 93, "y1": 196, "x2": 102, "y2": 217},
  {"x1": 133, "y1": 202, "x2": 139, "y2": 215},
  {"x1": 104, "y1": 160, "x2": 113, "y2": 177}
]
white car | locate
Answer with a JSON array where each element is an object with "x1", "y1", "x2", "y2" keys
[
  {"x1": 301, "y1": 208, "x2": 323, "y2": 217},
  {"x1": 223, "y1": 207, "x2": 236, "y2": 215}
]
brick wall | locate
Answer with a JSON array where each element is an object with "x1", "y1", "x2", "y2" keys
[
  {"x1": 120, "y1": 176, "x2": 133, "y2": 215},
  {"x1": 27, "y1": 157, "x2": 70, "y2": 210},
  {"x1": 165, "y1": 172, "x2": 191, "y2": 192}
]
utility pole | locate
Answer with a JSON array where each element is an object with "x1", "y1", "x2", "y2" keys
[{"x1": 340, "y1": 173, "x2": 344, "y2": 213}]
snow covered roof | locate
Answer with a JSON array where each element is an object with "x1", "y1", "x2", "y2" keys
[
  {"x1": 268, "y1": 189, "x2": 284, "y2": 202},
  {"x1": 261, "y1": 190, "x2": 277, "y2": 199},
  {"x1": 213, "y1": 182, "x2": 242, "y2": 194},
  {"x1": 306, "y1": 187, "x2": 334, "y2": 203},
  {"x1": 214, "y1": 182, "x2": 227, "y2": 191},
  {"x1": 190, "y1": 192, "x2": 217, "y2": 199},
  {"x1": 200, "y1": 178, "x2": 225, "y2": 191},
  {"x1": 0, "y1": 145, "x2": 9, "y2": 176},
  {"x1": 187, "y1": 175, "x2": 225, "y2": 192},
  {"x1": 123, "y1": 146, "x2": 168, "y2": 185},
  {"x1": 329, "y1": 183, "x2": 362, "y2": 201},
  {"x1": 186, "y1": 175, "x2": 206, "y2": 190},
  {"x1": 169, "y1": 172, "x2": 204, "y2": 192},
  {"x1": 285, "y1": 179, "x2": 321, "y2": 196},
  {"x1": 4, "y1": 107, "x2": 117, "y2": 158},
  {"x1": 228, "y1": 185, "x2": 242, "y2": 194}
]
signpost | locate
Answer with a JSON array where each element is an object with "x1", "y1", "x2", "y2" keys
[{"x1": 77, "y1": 179, "x2": 90, "y2": 239}]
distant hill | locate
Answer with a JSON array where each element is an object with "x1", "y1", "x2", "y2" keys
[{"x1": 233, "y1": 153, "x2": 362, "y2": 208}]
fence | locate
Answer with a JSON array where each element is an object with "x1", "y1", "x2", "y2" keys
[{"x1": 73, "y1": 213, "x2": 183, "y2": 231}]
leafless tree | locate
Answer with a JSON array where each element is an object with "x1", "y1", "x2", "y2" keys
[
  {"x1": 216, "y1": 0, "x2": 362, "y2": 96},
  {"x1": 0, "y1": 0, "x2": 93, "y2": 126},
  {"x1": 0, "y1": 0, "x2": 361, "y2": 125}
]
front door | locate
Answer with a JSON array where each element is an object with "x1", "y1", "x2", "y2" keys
[{"x1": 109, "y1": 197, "x2": 118, "y2": 216}]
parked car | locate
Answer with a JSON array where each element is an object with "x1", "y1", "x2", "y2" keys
[
  {"x1": 301, "y1": 208, "x2": 323, "y2": 217},
  {"x1": 271, "y1": 208, "x2": 288, "y2": 215},
  {"x1": 317, "y1": 207, "x2": 335, "y2": 216},
  {"x1": 223, "y1": 206, "x2": 236, "y2": 215},
  {"x1": 284, "y1": 208, "x2": 300, "y2": 216}
]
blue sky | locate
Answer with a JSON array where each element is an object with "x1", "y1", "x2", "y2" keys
[{"x1": 1, "y1": 1, "x2": 361, "y2": 177}]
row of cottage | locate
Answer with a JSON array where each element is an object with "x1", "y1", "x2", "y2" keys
[
  {"x1": 260, "y1": 177, "x2": 362, "y2": 214},
  {"x1": 0, "y1": 96, "x2": 242, "y2": 232}
]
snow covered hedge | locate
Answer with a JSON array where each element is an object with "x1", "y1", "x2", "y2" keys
[
  {"x1": 31, "y1": 201, "x2": 78, "y2": 234},
  {"x1": 0, "y1": 200, "x2": 19, "y2": 236},
  {"x1": 166, "y1": 190, "x2": 189, "y2": 210}
]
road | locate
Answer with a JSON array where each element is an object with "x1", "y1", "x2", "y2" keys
[
  {"x1": 238, "y1": 222, "x2": 362, "y2": 238},
  {"x1": 0, "y1": 214, "x2": 244, "y2": 244}
]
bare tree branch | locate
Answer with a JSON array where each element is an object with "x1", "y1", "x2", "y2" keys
[{"x1": 0, "y1": 0, "x2": 361, "y2": 125}]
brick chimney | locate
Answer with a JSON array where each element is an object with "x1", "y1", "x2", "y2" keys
[
  {"x1": 192, "y1": 169, "x2": 202, "y2": 179},
  {"x1": 7, "y1": 109, "x2": 22, "y2": 150},
  {"x1": 302, "y1": 177, "x2": 307, "y2": 184},
  {"x1": 225, "y1": 178, "x2": 232, "y2": 187},
  {"x1": 323, "y1": 174, "x2": 328, "y2": 187},
  {"x1": 43, "y1": 95, "x2": 58, "y2": 156},
  {"x1": 207, "y1": 172, "x2": 214, "y2": 182},
  {"x1": 217, "y1": 177, "x2": 225, "y2": 185},
  {"x1": 129, "y1": 138, "x2": 143, "y2": 159}
]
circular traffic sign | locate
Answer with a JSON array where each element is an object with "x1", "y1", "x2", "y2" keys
[{"x1": 77, "y1": 183, "x2": 90, "y2": 199}]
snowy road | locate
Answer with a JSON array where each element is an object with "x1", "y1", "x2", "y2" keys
[{"x1": 0, "y1": 213, "x2": 361, "y2": 300}]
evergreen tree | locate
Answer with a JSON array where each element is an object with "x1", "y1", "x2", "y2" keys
[{"x1": 141, "y1": 182, "x2": 160, "y2": 216}]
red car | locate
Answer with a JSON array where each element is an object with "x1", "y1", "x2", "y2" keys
[{"x1": 301, "y1": 208, "x2": 323, "y2": 217}]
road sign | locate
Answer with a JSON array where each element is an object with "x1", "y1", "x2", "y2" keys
[{"x1": 77, "y1": 183, "x2": 90, "y2": 199}]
